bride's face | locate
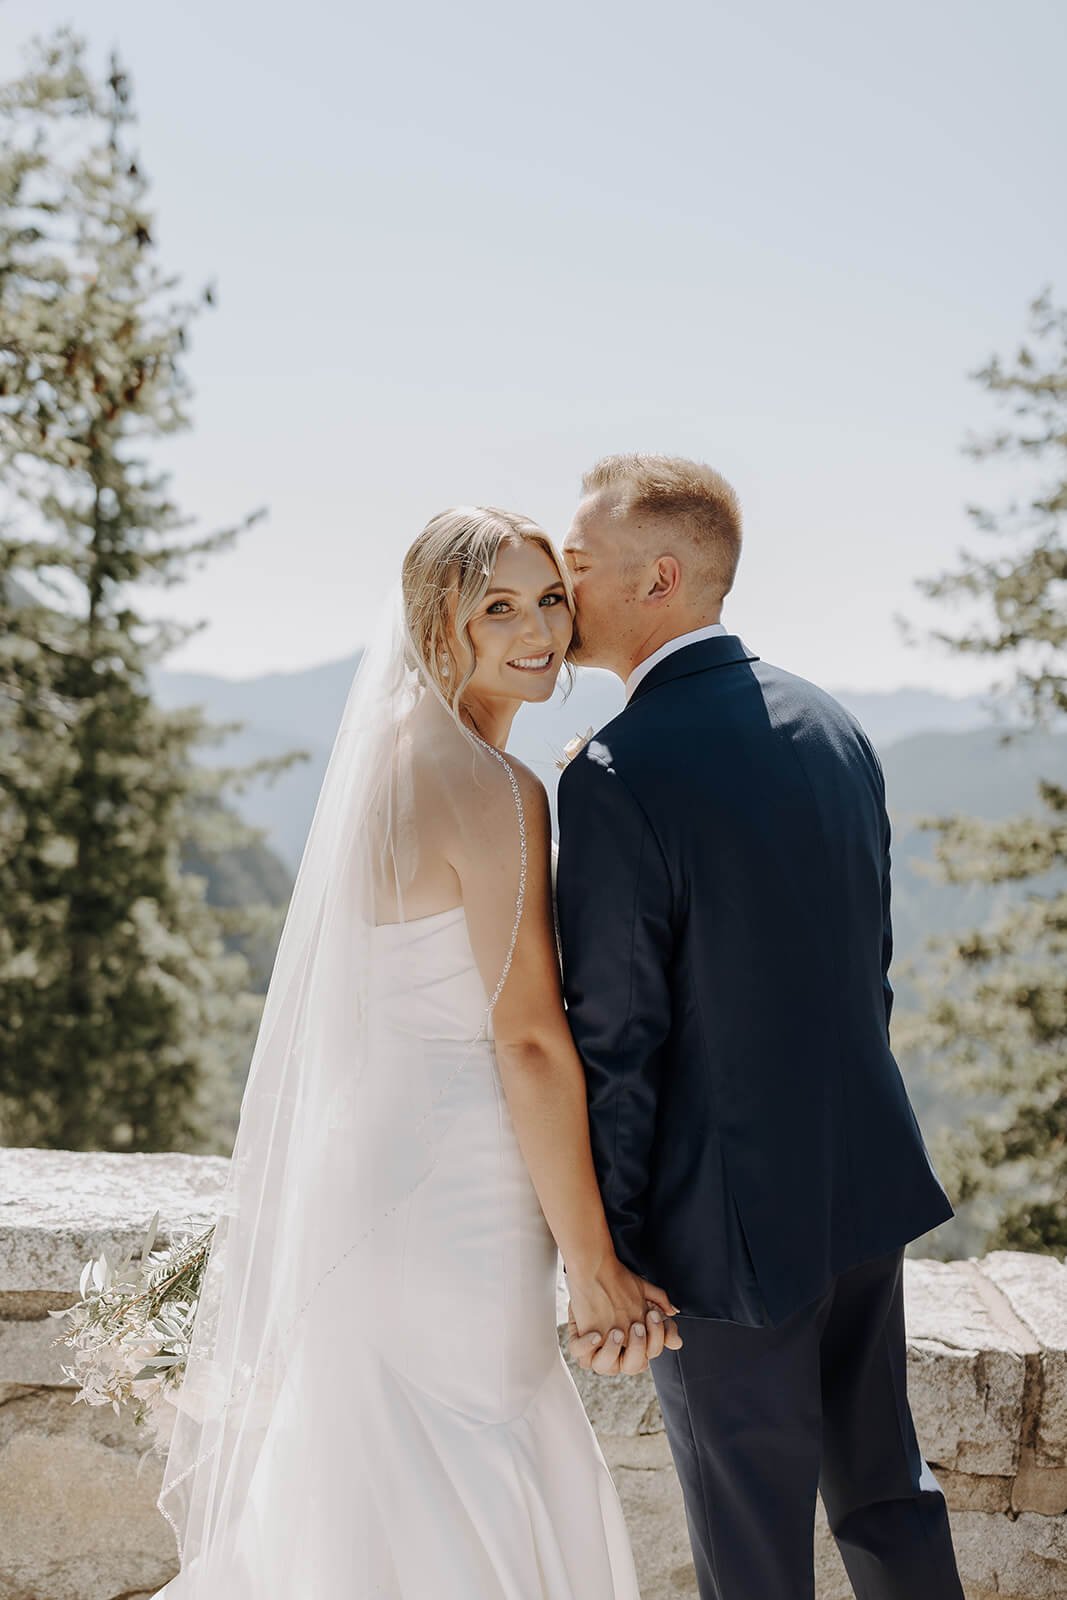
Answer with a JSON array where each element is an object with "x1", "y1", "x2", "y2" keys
[{"x1": 458, "y1": 539, "x2": 573, "y2": 706}]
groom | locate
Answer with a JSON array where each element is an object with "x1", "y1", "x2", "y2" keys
[{"x1": 555, "y1": 454, "x2": 965, "y2": 1600}]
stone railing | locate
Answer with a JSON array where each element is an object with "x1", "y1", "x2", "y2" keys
[{"x1": 1, "y1": 1149, "x2": 1064, "y2": 1600}]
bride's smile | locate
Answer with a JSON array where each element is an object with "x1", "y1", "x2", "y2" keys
[{"x1": 507, "y1": 650, "x2": 555, "y2": 672}]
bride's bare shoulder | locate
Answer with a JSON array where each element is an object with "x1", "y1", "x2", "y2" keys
[{"x1": 407, "y1": 712, "x2": 548, "y2": 849}]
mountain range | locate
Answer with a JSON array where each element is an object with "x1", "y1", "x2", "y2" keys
[{"x1": 155, "y1": 654, "x2": 1013, "y2": 869}]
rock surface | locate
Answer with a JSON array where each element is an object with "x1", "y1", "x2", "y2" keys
[
  {"x1": 0, "y1": 1384, "x2": 175, "y2": 1600},
  {"x1": 0, "y1": 1147, "x2": 228, "y2": 1293},
  {"x1": 1, "y1": 1149, "x2": 1066, "y2": 1600}
]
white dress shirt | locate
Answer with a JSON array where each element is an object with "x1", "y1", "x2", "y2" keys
[{"x1": 625, "y1": 622, "x2": 729, "y2": 702}]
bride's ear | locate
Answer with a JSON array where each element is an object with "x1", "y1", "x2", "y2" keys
[{"x1": 442, "y1": 610, "x2": 475, "y2": 683}]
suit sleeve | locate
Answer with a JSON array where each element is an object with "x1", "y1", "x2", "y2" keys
[
  {"x1": 865, "y1": 739, "x2": 894, "y2": 1040},
  {"x1": 880, "y1": 803, "x2": 894, "y2": 1039},
  {"x1": 555, "y1": 749, "x2": 674, "y2": 1276},
  {"x1": 854, "y1": 725, "x2": 894, "y2": 1042}
]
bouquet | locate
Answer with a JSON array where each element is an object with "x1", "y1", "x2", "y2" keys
[{"x1": 50, "y1": 1211, "x2": 215, "y2": 1451}]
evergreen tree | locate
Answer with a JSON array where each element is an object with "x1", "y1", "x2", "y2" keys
[
  {"x1": 912, "y1": 290, "x2": 1067, "y2": 1252},
  {"x1": 0, "y1": 30, "x2": 291, "y2": 1151}
]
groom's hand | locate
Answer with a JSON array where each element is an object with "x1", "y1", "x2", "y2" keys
[{"x1": 643, "y1": 1303, "x2": 683, "y2": 1361}]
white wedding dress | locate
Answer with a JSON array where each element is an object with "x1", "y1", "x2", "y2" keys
[{"x1": 158, "y1": 901, "x2": 639, "y2": 1599}]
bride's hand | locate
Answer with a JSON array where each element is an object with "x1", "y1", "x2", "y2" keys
[
  {"x1": 566, "y1": 1258, "x2": 680, "y2": 1374},
  {"x1": 567, "y1": 1298, "x2": 683, "y2": 1376}
]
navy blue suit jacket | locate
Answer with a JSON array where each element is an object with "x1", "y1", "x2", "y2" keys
[{"x1": 555, "y1": 635, "x2": 953, "y2": 1327}]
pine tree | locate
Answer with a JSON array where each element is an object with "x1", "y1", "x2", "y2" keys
[
  {"x1": 0, "y1": 30, "x2": 291, "y2": 1151},
  {"x1": 911, "y1": 290, "x2": 1067, "y2": 1252}
]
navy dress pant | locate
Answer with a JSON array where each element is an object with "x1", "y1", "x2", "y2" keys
[{"x1": 651, "y1": 1248, "x2": 965, "y2": 1600}]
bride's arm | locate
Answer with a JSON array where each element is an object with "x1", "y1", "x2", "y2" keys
[{"x1": 449, "y1": 757, "x2": 676, "y2": 1368}]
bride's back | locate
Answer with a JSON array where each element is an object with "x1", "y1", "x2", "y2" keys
[{"x1": 371, "y1": 691, "x2": 518, "y2": 928}]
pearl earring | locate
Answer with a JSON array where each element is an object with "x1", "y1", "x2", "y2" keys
[{"x1": 438, "y1": 652, "x2": 451, "y2": 678}]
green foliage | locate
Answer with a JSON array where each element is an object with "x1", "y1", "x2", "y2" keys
[
  {"x1": 912, "y1": 292, "x2": 1067, "y2": 1254},
  {"x1": 918, "y1": 290, "x2": 1066, "y2": 726},
  {"x1": 0, "y1": 30, "x2": 294, "y2": 1152}
]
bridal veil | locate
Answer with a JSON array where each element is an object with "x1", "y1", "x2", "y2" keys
[{"x1": 155, "y1": 583, "x2": 528, "y2": 1584}]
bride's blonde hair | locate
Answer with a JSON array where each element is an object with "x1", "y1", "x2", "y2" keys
[{"x1": 402, "y1": 506, "x2": 574, "y2": 721}]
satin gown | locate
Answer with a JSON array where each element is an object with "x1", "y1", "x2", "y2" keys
[{"x1": 159, "y1": 903, "x2": 639, "y2": 1599}]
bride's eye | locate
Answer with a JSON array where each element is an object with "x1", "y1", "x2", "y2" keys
[
  {"x1": 486, "y1": 601, "x2": 510, "y2": 615},
  {"x1": 540, "y1": 592, "x2": 565, "y2": 607}
]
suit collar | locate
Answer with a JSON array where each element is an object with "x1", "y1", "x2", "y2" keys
[{"x1": 627, "y1": 633, "x2": 759, "y2": 705}]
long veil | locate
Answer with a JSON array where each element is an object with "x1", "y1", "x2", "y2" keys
[{"x1": 155, "y1": 583, "x2": 527, "y2": 1587}]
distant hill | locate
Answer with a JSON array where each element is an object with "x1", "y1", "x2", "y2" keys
[
  {"x1": 154, "y1": 651, "x2": 1066, "y2": 992},
  {"x1": 154, "y1": 655, "x2": 1005, "y2": 869},
  {"x1": 879, "y1": 724, "x2": 1064, "y2": 986},
  {"x1": 182, "y1": 815, "x2": 292, "y2": 993},
  {"x1": 156, "y1": 658, "x2": 358, "y2": 869}
]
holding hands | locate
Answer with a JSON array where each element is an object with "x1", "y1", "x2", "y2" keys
[{"x1": 566, "y1": 1256, "x2": 682, "y2": 1376}]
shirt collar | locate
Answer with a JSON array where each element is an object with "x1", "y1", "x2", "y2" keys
[{"x1": 625, "y1": 623, "x2": 729, "y2": 701}]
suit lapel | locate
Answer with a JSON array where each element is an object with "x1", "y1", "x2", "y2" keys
[{"x1": 628, "y1": 634, "x2": 759, "y2": 705}]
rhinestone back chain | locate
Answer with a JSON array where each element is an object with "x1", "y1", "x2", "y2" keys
[{"x1": 471, "y1": 732, "x2": 528, "y2": 1017}]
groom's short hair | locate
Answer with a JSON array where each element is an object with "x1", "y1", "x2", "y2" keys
[{"x1": 582, "y1": 453, "x2": 742, "y2": 599}]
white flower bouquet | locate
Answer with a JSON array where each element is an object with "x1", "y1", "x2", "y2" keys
[{"x1": 50, "y1": 1211, "x2": 215, "y2": 1450}]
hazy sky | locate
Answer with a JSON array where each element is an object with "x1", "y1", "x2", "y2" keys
[{"x1": 2, "y1": 0, "x2": 1064, "y2": 692}]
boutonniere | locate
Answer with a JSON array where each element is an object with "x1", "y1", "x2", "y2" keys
[{"x1": 556, "y1": 727, "x2": 595, "y2": 771}]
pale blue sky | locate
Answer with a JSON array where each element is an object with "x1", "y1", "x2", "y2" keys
[{"x1": 2, "y1": 0, "x2": 1063, "y2": 691}]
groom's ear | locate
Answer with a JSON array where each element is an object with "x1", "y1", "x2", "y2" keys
[{"x1": 646, "y1": 554, "x2": 682, "y2": 602}]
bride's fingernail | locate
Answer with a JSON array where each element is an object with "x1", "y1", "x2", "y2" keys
[
  {"x1": 632, "y1": 1322, "x2": 646, "y2": 1338},
  {"x1": 611, "y1": 1328, "x2": 624, "y2": 1344},
  {"x1": 648, "y1": 1309, "x2": 663, "y2": 1324},
  {"x1": 589, "y1": 1332, "x2": 602, "y2": 1346}
]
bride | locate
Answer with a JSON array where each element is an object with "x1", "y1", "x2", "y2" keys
[{"x1": 154, "y1": 506, "x2": 679, "y2": 1598}]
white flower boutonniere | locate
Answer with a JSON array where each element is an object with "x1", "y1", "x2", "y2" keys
[{"x1": 556, "y1": 727, "x2": 595, "y2": 771}]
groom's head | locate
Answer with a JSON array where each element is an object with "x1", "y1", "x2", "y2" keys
[{"x1": 562, "y1": 454, "x2": 742, "y2": 678}]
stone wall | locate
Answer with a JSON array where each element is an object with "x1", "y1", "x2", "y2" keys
[
  {"x1": 1, "y1": 1149, "x2": 1065, "y2": 1600},
  {"x1": 0, "y1": 1150, "x2": 228, "y2": 1600}
]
